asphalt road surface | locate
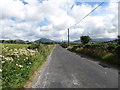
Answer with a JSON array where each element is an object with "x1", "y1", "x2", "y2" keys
[{"x1": 32, "y1": 45, "x2": 118, "y2": 88}]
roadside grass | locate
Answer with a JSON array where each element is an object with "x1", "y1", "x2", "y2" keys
[
  {"x1": 1, "y1": 43, "x2": 55, "y2": 89},
  {"x1": 3, "y1": 43, "x2": 29, "y2": 49},
  {"x1": 67, "y1": 44, "x2": 119, "y2": 67}
]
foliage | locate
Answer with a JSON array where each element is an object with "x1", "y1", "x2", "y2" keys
[
  {"x1": 115, "y1": 46, "x2": 120, "y2": 56},
  {"x1": 107, "y1": 46, "x2": 115, "y2": 53},
  {"x1": 80, "y1": 36, "x2": 91, "y2": 44},
  {"x1": 60, "y1": 42, "x2": 68, "y2": 48},
  {"x1": 2, "y1": 43, "x2": 55, "y2": 89},
  {"x1": 70, "y1": 45, "x2": 81, "y2": 52},
  {"x1": 118, "y1": 35, "x2": 120, "y2": 45},
  {"x1": 28, "y1": 43, "x2": 40, "y2": 50},
  {"x1": 0, "y1": 40, "x2": 32, "y2": 44},
  {"x1": 67, "y1": 41, "x2": 119, "y2": 66}
]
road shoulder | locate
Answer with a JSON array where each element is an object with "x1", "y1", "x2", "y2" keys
[{"x1": 24, "y1": 45, "x2": 56, "y2": 88}]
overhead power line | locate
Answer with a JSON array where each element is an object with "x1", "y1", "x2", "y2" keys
[
  {"x1": 69, "y1": 2, "x2": 104, "y2": 28},
  {"x1": 67, "y1": 2, "x2": 104, "y2": 46}
]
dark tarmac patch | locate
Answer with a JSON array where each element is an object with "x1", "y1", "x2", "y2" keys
[{"x1": 99, "y1": 63, "x2": 111, "y2": 68}]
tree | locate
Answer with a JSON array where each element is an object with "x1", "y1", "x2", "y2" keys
[
  {"x1": 2, "y1": 40, "x2": 4, "y2": 43},
  {"x1": 80, "y1": 36, "x2": 91, "y2": 44}
]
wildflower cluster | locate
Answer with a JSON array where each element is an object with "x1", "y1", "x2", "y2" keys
[{"x1": 2, "y1": 47, "x2": 38, "y2": 64}]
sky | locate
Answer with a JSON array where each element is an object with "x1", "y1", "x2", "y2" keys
[{"x1": 0, "y1": 0, "x2": 119, "y2": 41}]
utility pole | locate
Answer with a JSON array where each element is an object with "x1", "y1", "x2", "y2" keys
[
  {"x1": 68, "y1": 28, "x2": 69, "y2": 46},
  {"x1": 67, "y1": 2, "x2": 103, "y2": 47}
]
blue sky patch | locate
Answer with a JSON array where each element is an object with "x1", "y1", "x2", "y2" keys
[
  {"x1": 75, "y1": 2, "x2": 108, "y2": 7},
  {"x1": 23, "y1": 1, "x2": 28, "y2": 5},
  {"x1": 19, "y1": 20, "x2": 27, "y2": 23},
  {"x1": 11, "y1": 17, "x2": 17, "y2": 21},
  {"x1": 19, "y1": 0, "x2": 28, "y2": 5},
  {"x1": 10, "y1": 17, "x2": 27, "y2": 23},
  {"x1": 37, "y1": 18, "x2": 50, "y2": 27},
  {"x1": 73, "y1": 2, "x2": 109, "y2": 16}
]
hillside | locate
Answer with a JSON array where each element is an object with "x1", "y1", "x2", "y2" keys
[{"x1": 35, "y1": 38, "x2": 55, "y2": 42}]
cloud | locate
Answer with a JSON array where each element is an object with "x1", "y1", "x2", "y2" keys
[
  {"x1": 0, "y1": 0, "x2": 118, "y2": 41},
  {"x1": 70, "y1": 2, "x2": 118, "y2": 40},
  {"x1": 0, "y1": 0, "x2": 25, "y2": 19}
]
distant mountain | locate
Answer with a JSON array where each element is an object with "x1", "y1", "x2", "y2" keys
[
  {"x1": 91, "y1": 38, "x2": 117, "y2": 42},
  {"x1": 73, "y1": 38, "x2": 117, "y2": 43},
  {"x1": 15, "y1": 39, "x2": 24, "y2": 42},
  {"x1": 74, "y1": 40, "x2": 81, "y2": 43},
  {"x1": 35, "y1": 38, "x2": 55, "y2": 42}
]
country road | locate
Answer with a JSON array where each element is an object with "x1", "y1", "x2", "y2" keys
[{"x1": 32, "y1": 45, "x2": 118, "y2": 88}]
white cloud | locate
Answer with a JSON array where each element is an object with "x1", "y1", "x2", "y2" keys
[
  {"x1": 0, "y1": 0, "x2": 25, "y2": 19},
  {"x1": 0, "y1": 0, "x2": 118, "y2": 41},
  {"x1": 69, "y1": 4, "x2": 93, "y2": 21}
]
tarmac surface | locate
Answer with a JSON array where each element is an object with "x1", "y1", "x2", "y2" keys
[{"x1": 32, "y1": 45, "x2": 118, "y2": 88}]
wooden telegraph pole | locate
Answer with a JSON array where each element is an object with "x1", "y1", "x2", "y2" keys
[{"x1": 68, "y1": 28, "x2": 69, "y2": 46}]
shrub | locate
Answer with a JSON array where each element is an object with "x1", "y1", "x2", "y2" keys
[
  {"x1": 61, "y1": 42, "x2": 68, "y2": 48},
  {"x1": 84, "y1": 45, "x2": 91, "y2": 49},
  {"x1": 107, "y1": 46, "x2": 115, "y2": 53},
  {"x1": 28, "y1": 44, "x2": 40, "y2": 50},
  {"x1": 71, "y1": 46, "x2": 78, "y2": 51},
  {"x1": 115, "y1": 46, "x2": 120, "y2": 56},
  {"x1": 67, "y1": 46, "x2": 73, "y2": 51}
]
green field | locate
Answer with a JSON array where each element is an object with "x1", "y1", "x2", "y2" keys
[{"x1": 1, "y1": 43, "x2": 55, "y2": 89}]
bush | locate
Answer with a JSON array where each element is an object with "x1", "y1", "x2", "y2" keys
[
  {"x1": 28, "y1": 44, "x2": 40, "y2": 50},
  {"x1": 84, "y1": 45, "x2": 91, "y2": 49},
  {"x1": 67, "y1": 41, "x2": 119, "y2": 66},
  {"x1": 61, "y1": 43, "x2": 68, "y2": 48},
  {"x1": 71, "y1": 46, "x2": 77, "y2": 51},
  {"x1": 115, "y1": 46, "x2": 120, "y2": 56},
  {"x1": 107, "y1": 46, "x2": 115, "y2": 53}
]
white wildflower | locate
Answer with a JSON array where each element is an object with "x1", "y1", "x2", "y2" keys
[
  {"x1": 19, "y1": 65, "x2": 23, "y2": 68},
  {"x1": 0, "y1": 55, "x2": 2, "y2": 58},
  {"x1": 4, "y1": 57, "x2": 13, "y2": 62},
  {"x1": 0, "y1": 55, "x2": 4, "y2": 58},
  {"x1": 27, "y1": 66, "x2": 29, "y2": 68},
  {"x1": 0, "y1": 69, "x2": 2, "y2": 72},
  {"x1": 17, "y1": 55, "x2": 19, "y2": 58},
  {"x1": 26, "y1": 57, "x2": 28, "y2": 59},
  {"x1": 14, "y1": 49, "x2": 17, "y2": 50},
  {"x1": 2, "y1": 61, "x2": 5, "y2": 64}
]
